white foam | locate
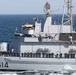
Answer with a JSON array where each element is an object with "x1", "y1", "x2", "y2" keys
[{"x1": 0, "y1": 72, "x2": 18, "y2": 75}]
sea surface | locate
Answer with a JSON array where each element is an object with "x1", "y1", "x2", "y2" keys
[
  {"x1": 0, "y1": 14, "x2": 76, "y2": 43},
  {"x1": 0, "y1": 14, "x2": 76, "y2": 75}
]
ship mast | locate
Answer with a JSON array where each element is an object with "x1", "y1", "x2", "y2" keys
[
  {"x1": 44, "y1": 1, "x2": 51, "y2": 17},
  {"x1": 62, "y1": 0, "x2": 73, "y2": 33},
  {"x1": 43, "y1": 1, "x2": 52, "y2": 33}
]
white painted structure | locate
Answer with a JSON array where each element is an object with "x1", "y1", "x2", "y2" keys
[
  {"x1": 0, "y1": 42, "x2": 8, "y2": 52},
  {"x1": 0, "y1": 0, "x2": 76, "y2": 75},
  {"x1": 35, "y1": 21, "x2": 41, "y2": 33}
]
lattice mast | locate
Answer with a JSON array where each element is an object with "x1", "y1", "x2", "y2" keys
[{"x1": 62, "y1": 0, "x2": 73, "y2": 32}]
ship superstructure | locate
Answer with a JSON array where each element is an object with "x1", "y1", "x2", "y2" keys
[
  {"x1": 13, "y1": 0, "x2": 76, "y2": 55},
  {"x1": 0, "y1": 0, "x2": 76, "y2": 75}
]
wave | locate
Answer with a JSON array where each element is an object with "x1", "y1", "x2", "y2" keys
[{"x1": 0, "y1": 72, "x2": 18, "y2": 75}]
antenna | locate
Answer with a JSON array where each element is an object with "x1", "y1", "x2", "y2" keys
[
  {"x1": 44, "y1": 1, "x2": 59, "y2": 17},
  {"x1": 61, "y1": 0, "x2": 73, "y2": 32},
  {"x1": 44, "y1": 1, "x2": 51, "y2": 17}
]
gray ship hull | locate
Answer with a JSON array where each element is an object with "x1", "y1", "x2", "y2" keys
[{"x1": 0, "y1": 57, "x2": 76, "y2": 71}]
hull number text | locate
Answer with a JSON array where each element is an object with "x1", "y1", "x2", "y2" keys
[{"x1": 0, "y1": 62, "x2": 8, "y2": 68}]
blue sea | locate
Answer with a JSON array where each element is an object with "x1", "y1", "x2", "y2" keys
[
  {"x1": 0, "y1": 14, "x2": 76, "y2": 43},
  {"x1": 0, "y1": 14, "x2": 76, "y2": 75}
]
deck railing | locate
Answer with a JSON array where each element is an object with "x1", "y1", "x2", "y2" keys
[{"x1": 0, "y1": 52, "x2": 75, "y2": 59}]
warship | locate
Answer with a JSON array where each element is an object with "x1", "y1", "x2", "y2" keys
[{"x1": 0, "y1": 0, "x2": 76, "y2": 75}]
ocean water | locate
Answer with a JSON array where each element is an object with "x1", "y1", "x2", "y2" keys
[
  {"x1": 0, "y1": 14, "x2": 45, "y2": 43},
  {"x1": 0, "y1": 14, "x2": 76, "y2": 75},
  {"x1": 0, "y1": 14, "x2": 76, "y2": 43},
  {"x1": 0, "y1": 72, "x2": 39, "y2": 75}
]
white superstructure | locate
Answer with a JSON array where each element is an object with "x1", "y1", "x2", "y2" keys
[{"x1": 0, "y1": 0, "x2": 76, "y2": 75}]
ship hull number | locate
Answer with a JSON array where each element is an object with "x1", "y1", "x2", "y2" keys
[{"x1": 0, "y1": 62, "x2": 8, "y2": 68}]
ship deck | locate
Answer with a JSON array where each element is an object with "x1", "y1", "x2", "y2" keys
[{"x1": 0, "y1": 52, "x2": 76, "y2": 59}]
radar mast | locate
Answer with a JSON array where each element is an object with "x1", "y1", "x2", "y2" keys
[
  {"x1": 62, "y1": 0, "x2": 73, "y2": 32},
  {"x1": 44, "y1": 1, "x2": 51, "y2": 17}
]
